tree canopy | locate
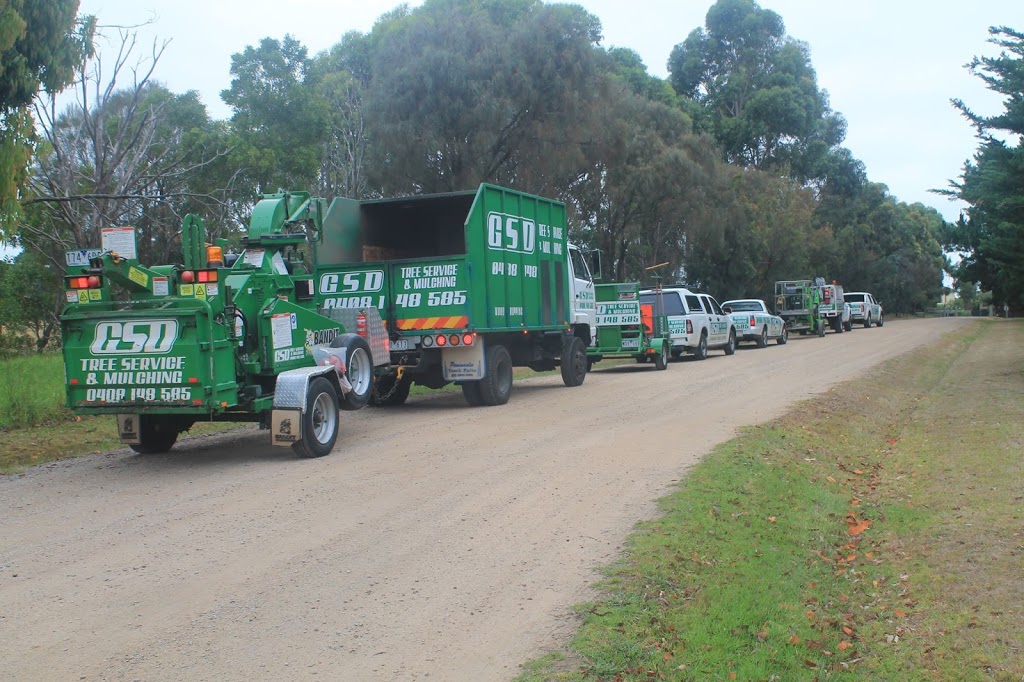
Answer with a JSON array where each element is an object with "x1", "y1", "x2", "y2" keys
[{"x1": 0, "y1": 0, "x2": 958, "y2": 351}]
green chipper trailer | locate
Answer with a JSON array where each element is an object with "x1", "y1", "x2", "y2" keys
[
  {"x1": 59, "y1": 184, "x2": 598, "y2": 456},
  {"x1": 586, "y1": 282, "x2": 671, "y2": 370},
  {"x1": 60, "y1": 191, "x2": 387, "y2": 457}
]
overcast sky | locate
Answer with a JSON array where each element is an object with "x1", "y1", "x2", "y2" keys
[{"x1": 68, "y1": 0, "x2": 1024, "y2": 224}]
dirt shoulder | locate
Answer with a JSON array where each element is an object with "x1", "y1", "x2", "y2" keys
[{"x1": 0, "y1": 318, "x2": 971, "y2": 681}]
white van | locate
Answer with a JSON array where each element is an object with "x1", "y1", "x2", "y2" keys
[{"x1": 639, "y1": 287, "x2": 736, "y2": 360}]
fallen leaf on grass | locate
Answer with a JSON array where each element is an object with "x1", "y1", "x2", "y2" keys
[
  {"x1": 843, "y1": 626, "x2": 854, "y2": 636},
  {"x1": 827, "y1": 475, "x2": 836, "y2": 483},
  {"x1": 839, "y1": 641, "x2": 852, "y2": 651},
  {"x1": 894, "y1": 609, "x2": 907, "y2": 618},
  {"x1": 790, "y1": 635, "x2": 801, "y2": 645}
]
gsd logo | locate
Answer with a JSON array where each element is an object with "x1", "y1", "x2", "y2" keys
[{"x1": 91, "y1": 320, "x2": 178, "y2": 354}]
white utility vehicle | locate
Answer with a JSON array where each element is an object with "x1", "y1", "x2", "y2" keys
[
  {"x1": 639, "y1": 287, "x2": 736, "y2": 360},
  {"x1": 722, "y1": 299, "x2": 788, "y2": 347},
  {"x1": 844, "y1": 292, "x2": 884, "y2": 327}
]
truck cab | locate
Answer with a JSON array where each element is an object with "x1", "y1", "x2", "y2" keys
[{"x1": 638, "y1": 287, "x2": 736, "y2": 360}]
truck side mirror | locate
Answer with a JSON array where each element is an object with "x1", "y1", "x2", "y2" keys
[{"x1": 589, "y1": 250, "x2": 603, "y2": 281}]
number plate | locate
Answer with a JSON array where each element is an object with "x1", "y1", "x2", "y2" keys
[
  {"x1": 621, "y1": 338, "x2": 640, "y2": 349},
  {"x1": 391, "y1": 338, "x2": 411, "y2": 351}
]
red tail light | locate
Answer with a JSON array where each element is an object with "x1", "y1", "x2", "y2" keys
[
  {"x1": 686, "y1": 319, "x2": 693, "y2": 334},
  {"x1": 749, "y1": 315, "x2": 756, "y2": 326},
  {"x1": 462, "y1": 333, "x2": 475, "y2": 346},
  {"x1": 435, "y1": 334, "x2": 447, "y2": 347}
]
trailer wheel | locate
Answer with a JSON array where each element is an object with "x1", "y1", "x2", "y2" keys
[
  {"x1": 654, "y1": 342, "x2": 669, "y2": 370},
  {"x1": 724, "y1": 330, "x2": 736, "y2": 355},
  {"x1": 777, "y1": 327, "x2": 788, "y2": 345},
  {"x1": 560, "y1": 337, "x2": 587, "y2": 387},
  {"x1": 330, "y1": 334, "x2": 373, "y2": 411},
  {"x1": 370, "y1": 373, "x2": 411, "y2": 407},
  {"x1": 129, "y1": 415, "x2": 182, "y2": 454},
  {"x1": 756, "y1": 327, "x2": 768, "y2": 348},
  {"x1": 817, "y1": 321, "x2": 826, "y2": 337},
  {"x1": 478, "y1": 344, "x2": 513, "y2": 406},
  {"x1": 693, "y1": 332, "x2": 708, "y2": 360},
  {"x1": 461, "y1": 380, "x2": 486, "y2": 406},
  {"x1": 293, "y1": 377, "x2": 339, "y2": 459}
]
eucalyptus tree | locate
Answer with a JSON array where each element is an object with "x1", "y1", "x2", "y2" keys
[
  {"x1": 667, "y1": 0, "x2": 845, "y2": 182},
  {"x1": 360, "y1": 0, "x2": 603, "y2": 195},
  {"x1": 0, "y1": 0, "x2": 93, "y2": 234}
]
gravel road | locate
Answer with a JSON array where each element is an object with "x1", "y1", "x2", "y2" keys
[{"x1": 0, "y1": 317, "x2": 971, "y2": 681}]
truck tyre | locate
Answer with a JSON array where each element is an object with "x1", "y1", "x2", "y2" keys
[
  {"x1": 756, "y1": 327, "x2": 768, "y2": 348},
  {"x1": 777, "y1": 327, "x2": 788, "y2": 345},
  {"x1": 461, "y1": 381, "x2": 486, "y2": 406},
  {"x1": 129, "y1": 415, "x2": 182, "y2": 454},
  {"x1": 370, "y1": 373, "x2": 411, "y2": 407},
  {"x1": 817, "y1": 321, "x2": 825, "y2": 337},
  {"x1": 863, "y1": 315, "x2": 871, "y2": 328},
  {"x1": 331, "y1": 334, "x2": 374, "y2": 411},
  {"x1": 654, "y1": 342, "x2": 669, "y2": 370},
  {"x1": 877, "y1": 315, "x2": 884, "y2": 327},
  {"x1": 293, "y1": 377, "x2": 339, "y2": 458},
  {"x1": 560, "y1": 337, "x2": 587, "y2": 387},
  {"x1": 724, "y1": 330, "x2": 736, "y2": 355},
  {"x1": 693, "y1": 332, "x2": 708, "y2": 360},
  {"x1": 478, "y1": 344, "x2": 513, "y2": 406}
]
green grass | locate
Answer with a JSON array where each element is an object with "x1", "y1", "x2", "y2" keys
[
  {"x1": 0, "y1": 353, "x2": 72, "y2": 429},
  {"x1": 519, "y1": 319, "x2": 1024, "y2": 681}
]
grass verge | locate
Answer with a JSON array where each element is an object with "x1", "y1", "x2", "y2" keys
[{"x1": 518, "y1": 319, "x2": 1024, "y2": 681}]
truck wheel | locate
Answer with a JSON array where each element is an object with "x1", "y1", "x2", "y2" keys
[
  {"x1": 461, "y1": 381, "x2": 485, "y2": 406},
  {"x1": 863, "y1": 315, "x2": 871, "y2": 328},
  {"x1": 817, "y1": 321, "x2": 825, "y2": 337},
  {"x1": 777, "y1": 327, "x2": 788, "y2": 345},
  {"x1": 331, "y1": 334, "x2": 374, "y2": 411},
  {"x1": 370, "y1": 373, "x2": 411, "y2": 407},
  {"x1": 129, "y1": 415, "x2": 181, "y2": 454},
  {"x1": 724, "y1": 330, "x2": 736, "y2": 355},
  {"x1": 693, "y1": 332, "x2": 708, "y2": 360},
  {"x1": 877, "y1": 315, "x2": 884, "y2": 327},
  {"x1": 478, "y1": 344, "x2": 513, "y2": 405},
  {"x1": 654, "y1": 342, "x2": 669, "y2": 370},
  {"x1": 560, "y1": 337, "x2": 587, "y2": 387},
  {"x1": 756, "y1": 327, "x2": 768, "y2": 348},
  {"x1": 293, "y1": 377, "x2": 339, "y2": 459}
]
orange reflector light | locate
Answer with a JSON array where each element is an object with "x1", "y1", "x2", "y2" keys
[
  {"x1": 462, "y1": 333, "x2": 474, "y2": 346},
  {"x1": 449, "y1": 334, "x2": 460, "y2": 346},
  {"x1": 436, "y1": 334, "x2": 447, "y2": 346},
  {"x1": 188, "y1": 377, "x2": 199, "y2": 384},
  {"x1": 192, "y1": 399, "x2": 203, "y2": 405}
]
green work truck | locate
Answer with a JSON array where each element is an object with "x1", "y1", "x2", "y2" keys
[{"x1": 313, "y1": 184, "x2": 596, "y2": 406}]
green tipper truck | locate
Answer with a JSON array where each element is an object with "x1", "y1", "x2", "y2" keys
[{"x1": 314, "y1": 184, "x2": 596, "y2": 406}]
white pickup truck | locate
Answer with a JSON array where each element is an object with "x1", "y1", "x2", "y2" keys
[
  {"x1": 639, "y1": 287, "x2": 736, "y2": 360},
  {"x1": 844, "y1": 292, "x2": 884, "y2": 327},
  {"x1": 722, "y1": 299, "x2": 788, "y2": 347}
]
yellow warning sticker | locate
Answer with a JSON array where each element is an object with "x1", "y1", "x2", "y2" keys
[
  {"x1": 194, "y1": 283, "x2": 207, "y2": 300},
  {"x1": 77, "y1": 290, "x2": 88, "y2": 303},
  {"x1": 88, "y1": 289, "x2": 102, "y2": 301},
  {"x1": 128, "y1": 266, "x2": 148, "y2": 288},
  {"x1": 180, "y1": 284, "x2": 194, "y2": 296}
]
